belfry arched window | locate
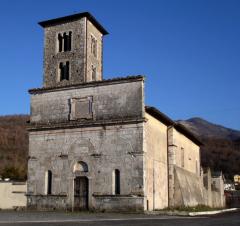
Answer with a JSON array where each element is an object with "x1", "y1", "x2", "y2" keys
[{"x1": 58, "y1": 31, "x2": 72, "y2": 52}]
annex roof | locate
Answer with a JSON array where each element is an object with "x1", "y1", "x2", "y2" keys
[
  {"x1": 173, "y1": 122, "x2": 203, "y2": 146},
  {"x1": 145, "y1": 106, "x2": 174, "y2": 126},
  {"x1": 145, "y1": 106, "x2": 203, "y2": 146}
]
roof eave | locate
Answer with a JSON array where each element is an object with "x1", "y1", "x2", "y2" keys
[
  {"x1": 145, "y1": 106, "x2": 174, "y2": 126},
  {"x1": 29, "y1": 75, "x2": 145, "y2": 94},
  {"x1": 173, "y1": 123, "x2": 203, "y2": 146},
  {"x1": 38, "y1": 12, "x2": 108, "y2": 35},
  {"x1": 145, "y1": 106, "x2": 203, "y2": 146}
]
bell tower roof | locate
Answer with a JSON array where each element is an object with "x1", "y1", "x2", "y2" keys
[{"x1": 38, "y1": 12, "x2": 108, "y2": 35}]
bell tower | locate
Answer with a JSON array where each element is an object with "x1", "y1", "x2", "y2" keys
[{"x1": 39, "y1": 12, "x2": 108, "y2": 88}]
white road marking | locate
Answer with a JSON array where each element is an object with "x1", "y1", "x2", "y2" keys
[{"x1": 0, "y1": 216, "x2": 205, "y2": 224}]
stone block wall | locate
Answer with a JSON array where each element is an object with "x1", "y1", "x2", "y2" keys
[
  {"x1": 92, "y1": 196, "x2": 144, "y2": 212},
  {"x1": 27, "y1": 194, "x2": 68, "y2": 210},
  {"x1": 86, "y1": 19, "x2": 103, "y2": 81},
  {"x1": 42, "y1": 16, "x2": 104, "y2": 88},
  {"x1": 30, "y1": 79, "x2": 144, "y2": 124},
  {"x1": 27, "y1": 123, "x2": 144, "y2": 210},
  {"x1": 43, "y1": 19, "x2": 87, "y2": 87}
]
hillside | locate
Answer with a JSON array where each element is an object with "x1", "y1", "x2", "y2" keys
[
  {"x1": 0, "y1": 115, "x2": 29, "y2": 180},
  {"x1": 179, "y1": 117, "x2": 240, "y2": 141},
  {"x1": 0, "y1": 115, "x2": 239, "y2": 180},
  {"x1": 179, "y1": 118, "x2": 240, "y2": 178}
]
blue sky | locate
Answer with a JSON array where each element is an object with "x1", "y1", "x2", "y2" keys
[{"x1": 0, "y1": 0, "x2": 240, "y2": 130}]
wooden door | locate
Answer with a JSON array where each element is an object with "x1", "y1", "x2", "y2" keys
[{"x1": 74, "y1": 176, "x2": 88, "y2": 210}]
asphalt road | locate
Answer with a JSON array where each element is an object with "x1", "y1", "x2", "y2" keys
[{"x1": 0, "y1": 211, "x2": 239, "y2": 226}]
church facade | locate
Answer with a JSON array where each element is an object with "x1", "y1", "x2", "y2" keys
[{"x1": 27, "y1": 12, "x2": 222, "y2": 211}]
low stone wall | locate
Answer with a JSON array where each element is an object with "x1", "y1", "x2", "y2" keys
[
  {"x1": 173, "y1": 167, "x2": 226, "y2": 209},
  {"x1": 174, "y1": 166, "x2": 204, "y2": 207},
  {"x1": 92, "y1": 195, "x2": 144, "y2": 212},
  {"x1": 27, "y1": 195, "x2": 144, "y2": 212},
  {"x1": 203, "y1": 169, "x2": 225, "y2": 208},
  {"x1": 27, "y1": 194, "x2": 69, "y2": 210},
  {"x1": 212, "y1": 191, "x2": 221, "y2": 207},
  {"x1": 0, "y1": 181, "x2": 27, "y2": 209}
]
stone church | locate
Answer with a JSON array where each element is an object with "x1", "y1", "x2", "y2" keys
[{"x1": 27, "y1": 12, "x2": 224, "y2": 211}]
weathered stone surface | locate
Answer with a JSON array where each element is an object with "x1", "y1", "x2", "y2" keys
[
  {"x1": 203, "y1": 168, "x2": 225, "y2": 208},
  {"x1": 28, "y1": 123, "x2": 144, "y2": 210},
  {"x1": 144, "y1": 113, "x2": 169, "y2": 210},
  {"x1": 27, "y1": 194, "x2": 69, "y2": 210},
  {"x1": 168, "y1": 127, "x2": 225, "y2": 208},
  {"x1": 28, "y1": 20, "x2": 146, "y2": 210},
  {"x1": 43, "y1": 16, "x2": 104, "y2": 88},
  {"x1": 30, "y1": 79, "x2": 144, "y2": 124},
  {"x1": 167, "y1": 126, "x2": 201, "y2": 207},
  {"x1": 28, "y1": 12, "x2": 221, "y2": 212},
  {"x1": 174, "y1": 166, "x2": 204, "y2": 207},
  {"x1": 92, "y1": 196, "x2": 144, "y2": 212}
]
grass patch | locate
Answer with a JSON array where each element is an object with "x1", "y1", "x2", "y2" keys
[{"x1": 161, "y1": 205, "x2": 223, "y2": 212}]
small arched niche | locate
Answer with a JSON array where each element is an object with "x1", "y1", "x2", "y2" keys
[{"x1": 73, "y1": 161, "x2": 88, "y2": 173}]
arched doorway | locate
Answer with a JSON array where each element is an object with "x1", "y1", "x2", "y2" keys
[{"x1": 73, "y1": 161, "x2": 89, "y2": 210}]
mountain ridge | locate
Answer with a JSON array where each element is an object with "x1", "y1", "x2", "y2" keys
[
  {"x1": 178, "y1": 117, "x2": 240, "y2": 141},
  {"x1": 179, "y1": 117, "x2": 240, "y2": 178}
]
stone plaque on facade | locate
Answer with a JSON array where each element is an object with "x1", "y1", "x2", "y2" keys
[{"x1": 70, "y1": 96, "x2": 93, "y2": 120}]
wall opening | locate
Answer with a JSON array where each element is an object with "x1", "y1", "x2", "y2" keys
[
  {"x1": 91, "y1": 65, "x2": 97, "y2": 81},
  {"x1": 58, "y1": 34, "x2": 63, "y2": 52},
  {"x1": 181, "y1": 147, "x2": 184, "y2": 168},
  {"x1": 196, "y1": 160, "x2": 198, "y2": 175},
  {"x1": 58, "y1": 31, "x2": 72, "y2": 52},
  {"x1": 59, "y1": 61, "x2": 69, "y2": 81},
  {"x1": 91, "y1": 35, "x2": 97, "y2": 57},
  {"x1": 74, "y1": 176, "x2": 89, "y2": 210},
  {"x1": 68, "y1": 31, "x2": 72, "y2": 51},
  {"x1": 45, "y1": 170, "x2": 52, "y2": 195},
  {"x1": 112, "y1": 169, "x2": 120, "y2": 195}
]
